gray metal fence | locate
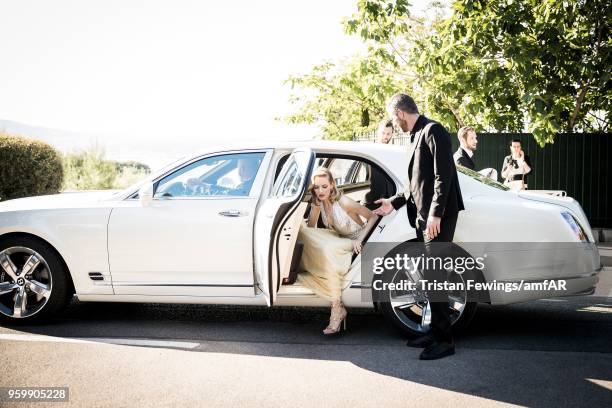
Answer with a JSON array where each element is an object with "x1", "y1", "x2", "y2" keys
[{"x1": 354, "y1": 132, "x2": 611, "y2": 228}]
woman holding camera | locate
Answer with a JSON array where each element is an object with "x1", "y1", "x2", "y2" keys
[{"x1": 502, "y1": 139, "x2": 532, "y2": 191}]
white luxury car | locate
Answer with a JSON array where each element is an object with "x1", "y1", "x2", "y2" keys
[{"x1": 0, "y1": 141, "x2": 602, "y2": 335}]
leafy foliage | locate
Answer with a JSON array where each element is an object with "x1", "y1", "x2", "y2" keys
[
  {"x1": 62, "y1": 145, "x2": 151, "y2": 191},
  {"x1": 0, "y1": 132, "x2": 64, "y2": 201},
  {"x1": 284, "y1": 58, "x2": 398, "y2": 139},
  {"x1": 450, "y1": 0, "x2": 611, "y2": 142},
  {"x1": 284, "y1": 0, "x2": 611, "y2": 144}
]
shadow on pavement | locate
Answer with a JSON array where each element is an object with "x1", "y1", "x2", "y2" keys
[{"x1": 3, "y1": 296, "x2": 612, "y2": 407}]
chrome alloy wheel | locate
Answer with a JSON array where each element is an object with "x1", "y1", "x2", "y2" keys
[
  {"x1": 388, "y1": 266, "x2": 467, "y2": 334},
  {"x1": 0, "y1": 246, "x2": 52, "y2": 318}
]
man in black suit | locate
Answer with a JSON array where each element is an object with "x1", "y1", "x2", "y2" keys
[
  {"x1": 453, "y1": 126, "x2": 478, "y2": 170},
  {"x1": 374, "y1": 93, "x2": 464, "y2": 360},
  {"x1": 364, "y1": 120, "x2": 396, "y2": 210}
]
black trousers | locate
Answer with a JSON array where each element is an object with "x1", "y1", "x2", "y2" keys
[{"x1": 415, "y1": 215, "x2": 458, "y2": 343}]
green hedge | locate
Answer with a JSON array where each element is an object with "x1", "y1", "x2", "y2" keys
[{"x1": 0, "y1": 132, "x2": 64, "y2": 201}]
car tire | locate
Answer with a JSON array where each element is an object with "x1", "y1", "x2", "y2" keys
[
  {"x1": 373, "y1": 241, "x2": 480, "y2": 338},
  {"x1": 0, "y1": 236, "x2": 72, "y2": 325}
]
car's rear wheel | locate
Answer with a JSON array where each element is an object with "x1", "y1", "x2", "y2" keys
[
  {"x1": 374, "y1": 242, "x2": 479, "y2": 337},
  {"x1": 0, "y1": 236, "x2": 72, "y2": 324}
]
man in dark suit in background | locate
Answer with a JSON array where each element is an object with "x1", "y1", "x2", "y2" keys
[
  {"x1": 374, "y1": 93, "x2": 464, "y2": 360},
  {"x1": 364, "y1": 120, "x2": 396, "y2": 210},
  {"x1": 453, "y1": 126, "x2": 478, "y2": 170}
]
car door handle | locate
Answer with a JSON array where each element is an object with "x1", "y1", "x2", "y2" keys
[{"x1": 219, "y1": 210, "x2": 247, "y2": 217}]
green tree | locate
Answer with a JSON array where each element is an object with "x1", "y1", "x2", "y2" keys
[
  {"x1": 62, "y1": 145, "x2": 151, "y2": 190},
  {"x1": 344, "y1": 0, "x2": 528, "y2": 134},
  {"x1": 284, "y1": 57, "x2": 398, "y2": 140},
  {"x1": 62, "y1": 145, "x2": 118, "y2": 190},
  {"x1": 284, "y1": 0, "x2": 611, "y2": 143},
  {"x1": 451, "y1": 0, "x2": 611, "y2": 141},
  {"x1": 286, "y1": 0, "x2": 498, "y2": 137}
]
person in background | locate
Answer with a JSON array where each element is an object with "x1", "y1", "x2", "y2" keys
[
  {"x1": 377, "y1": 119, "x2": 394, "y2": 144},
  {"x1": 501, "y1": 139, "x2": 532, "y2": 191},
  {"x1": 364, "y1": 120, "x2": 396, "y2": 210},
  {"x1": 453, "y1": 126, "x2": 478, "y2": 170}
]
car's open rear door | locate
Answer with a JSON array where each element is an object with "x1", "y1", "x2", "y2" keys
[{"x1": 253, "y1": 148, "x2": 315, "y2": 306}]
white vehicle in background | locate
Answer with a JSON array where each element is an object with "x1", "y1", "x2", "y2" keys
[{"x1": 0, "y1": 141, "x2": 602, "y2": 336}]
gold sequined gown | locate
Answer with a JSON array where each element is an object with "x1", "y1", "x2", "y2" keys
[{"x1": 297, "y1": 201, "x2": 364, "y2": 301}]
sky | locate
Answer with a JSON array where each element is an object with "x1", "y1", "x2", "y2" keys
[{"x1": 0, "y1": 0, "x2": 433, "y2": 169}]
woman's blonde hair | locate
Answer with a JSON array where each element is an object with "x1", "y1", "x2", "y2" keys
[{"x1": 309, "y1": 167, "x2": 342, "y2": 205}]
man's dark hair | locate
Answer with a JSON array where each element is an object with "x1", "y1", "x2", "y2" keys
[
  {"x1": 387, "y1": 93, "x2": 419, "y2": 115},
  {"x1": 510, "y1": 139, "x2": 522, "y2": 146},
  {"x1": 377, "y1": 119, "x2": 394, "y2": 134}
]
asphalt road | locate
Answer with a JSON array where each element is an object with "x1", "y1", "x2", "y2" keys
[{"x1": 1, "y1": 265, "x2": 611, "y2": 407}]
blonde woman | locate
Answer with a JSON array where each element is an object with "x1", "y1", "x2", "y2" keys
[{"x1": 297, "y1": 167, "x2": 377, "y2": 335}]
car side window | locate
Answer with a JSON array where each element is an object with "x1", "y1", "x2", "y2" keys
[
  {"x1": 328, "y1": 158, "x2": 360, "y2": 187},
  {"x1": 154, "y1": 152, "x2": 265, "y2": 198}
]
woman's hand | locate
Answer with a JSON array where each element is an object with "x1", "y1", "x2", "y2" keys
[
  {"x1": 307, "y1": 203, "x2": 321, "y2": 228},
  {"x1": 352, "y1": 239, "x2": 362, "y2": 254}
]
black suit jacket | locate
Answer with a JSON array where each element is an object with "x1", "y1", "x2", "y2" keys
[
  {"x1": 364, "y1": 165, "x2": 395, "y2": 210},
  {"x1": 391, "y1": 116, "x2": 465, "y2": 229},
  {"x1": 453, "y1": 147, "x2": 475, "y2": 170}
]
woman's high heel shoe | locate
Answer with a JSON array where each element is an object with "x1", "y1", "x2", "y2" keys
[{"x1": 323, "y1": 302, "x2": 348, "y2": 336}]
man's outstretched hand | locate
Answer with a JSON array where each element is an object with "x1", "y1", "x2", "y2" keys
[{"x1": 372, "y1": 198, "x2": 393, "y2": 216}]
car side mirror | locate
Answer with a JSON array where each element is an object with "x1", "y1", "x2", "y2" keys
[{"x1": 139, "y1": 182, "x2": 154, "y2": 207}]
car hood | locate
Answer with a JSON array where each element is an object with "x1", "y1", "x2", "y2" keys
[
  {"x1": 518, "y1": 191, "x2": 594, "y2": 239},
  {"x1": 0, "y1": 190, "x2": 121, "y2": 212}
]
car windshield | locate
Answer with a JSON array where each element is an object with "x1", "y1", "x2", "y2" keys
[{"x1": 457, "y1": 165, "x2": 509, "y2": 191}]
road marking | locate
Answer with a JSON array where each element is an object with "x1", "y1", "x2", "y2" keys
[{"x1": 0, "y1": 333, "x2": 200, "y2": 349}]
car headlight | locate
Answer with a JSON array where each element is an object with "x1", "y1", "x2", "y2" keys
[{"x1": 561, "y1": 211, "x2": 589, "y2": 242}]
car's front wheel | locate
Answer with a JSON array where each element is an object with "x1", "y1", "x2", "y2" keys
[{"x1": 0, "y1": 236, "x2": 72, "y2": 324}]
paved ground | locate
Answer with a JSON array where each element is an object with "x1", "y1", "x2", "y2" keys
[{"x1": 0, "y1": 253, "x2": 611, "y2": 407}]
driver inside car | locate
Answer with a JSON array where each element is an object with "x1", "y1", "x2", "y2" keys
[
  {"x1": 229, "y1": 158, "x2": 259, "y2": 195},
  {"x1": 185, "y1": 157, "x2": 260, "y2": 196}
]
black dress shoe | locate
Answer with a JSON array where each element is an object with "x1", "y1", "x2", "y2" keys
[
  {"x1": 406, "y1": 335, "x2": 435, "y2": 348},
  {"x1": 419, "y1": 341, "x2": 455, "y2": 360}
]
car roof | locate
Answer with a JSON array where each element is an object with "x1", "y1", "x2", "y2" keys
[
  {"x1": 188, "y1": 140, "x2": 408, "y2": 183},
  {"x1": 192, "y1": 139, "x2": 406, "y2": 157}
]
